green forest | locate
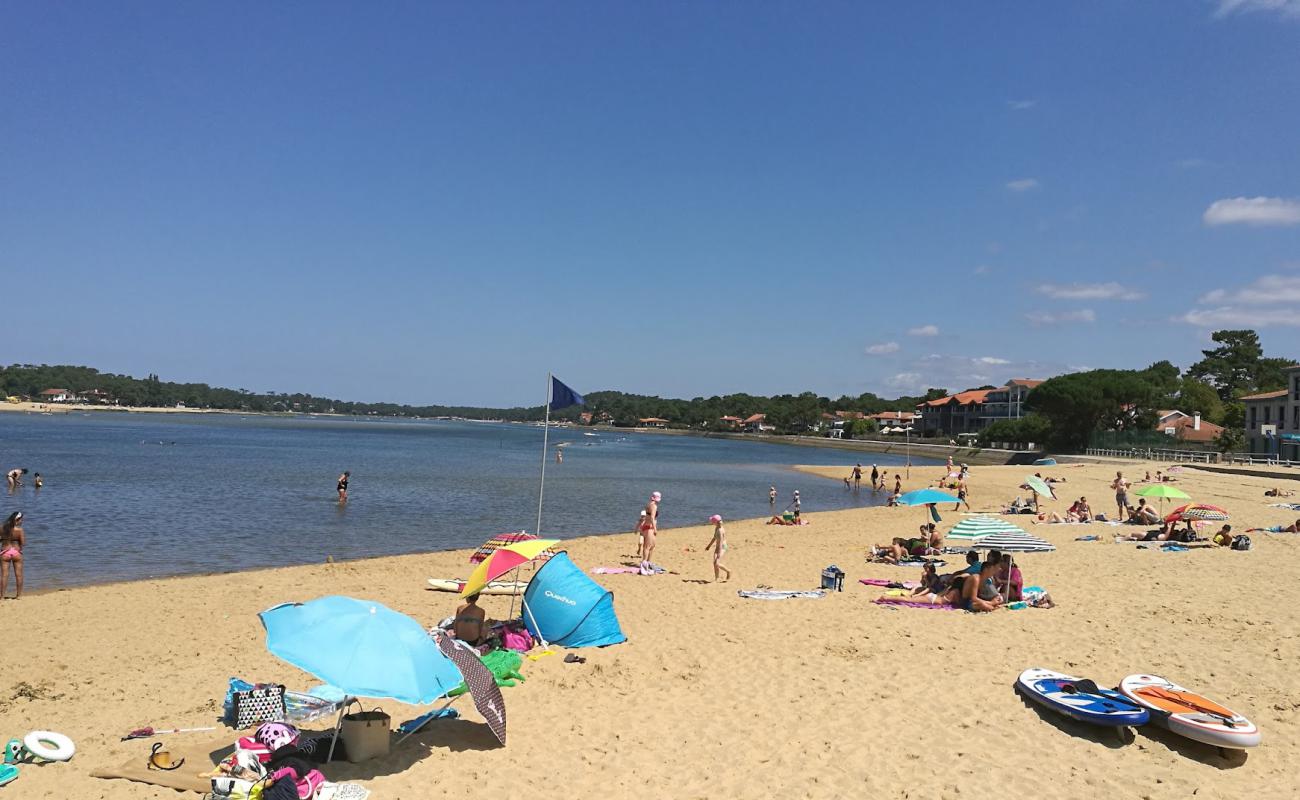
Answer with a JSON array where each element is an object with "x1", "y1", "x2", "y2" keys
[{"x1": 2, "y1": 329, "x2": 1291, "y2": 453}]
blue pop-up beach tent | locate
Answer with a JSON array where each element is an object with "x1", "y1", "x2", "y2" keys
[{"x1": 522, "y1": 552, "x2": 626, "y2": 648}]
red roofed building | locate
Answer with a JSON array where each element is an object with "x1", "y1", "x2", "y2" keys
[
  {"x1": 917, "y1": 379, "x2": 1044, "y2": 437},
  {"x1": 742, "y1": 413, "x2": 773, "y2": 433},
  {"x1": 1155, "y1": 413, "x2": 1224, "y2": 443},
  {"x1": 638, "y1": 417, "x2": 669, "y2": 429},
  {"x1": 717, "y1": 415, "x2": 743, "y2": 430},
  {"x1": 39, "y1": 388, "x2": 77, "y2": 403}
]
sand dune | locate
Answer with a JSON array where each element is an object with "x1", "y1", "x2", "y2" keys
[{"x1": 2, "y1": 461, "x2": 1297, "y2": 799}]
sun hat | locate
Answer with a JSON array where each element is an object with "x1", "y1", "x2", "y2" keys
[{"x1": 709, "y1": 514, "x2": 722, "y2": 523}]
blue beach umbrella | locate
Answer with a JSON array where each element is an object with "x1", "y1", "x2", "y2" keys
[
  {"x1": 260, "y1": 595, "x2": 462, "y2": 705},
  {"x1": 896, "y1": 488, "x2": 960, "y2": 523},
  {"x1": 896, "y1": 488, "x2": 961, "y2": 506}
]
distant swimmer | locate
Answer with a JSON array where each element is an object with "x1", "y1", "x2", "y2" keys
[
  {"x1": 337, "y1": 471, "x2": 350, "y2": 503},
  {"x1": 556, "y1": 448, "x2": 563, "y2": 464},
  {"x1": 6, "y1": 468, "x2": 27, "y2": 489},
  {"x1": 33, "y1": 473, "x2": 42, "y2": 489},
  {"x1": 769, "y1": 486, "x2": 777, "y2": 508},
  {"x1": 1, "y1": 511, "x2": 25, "y2": 599}
]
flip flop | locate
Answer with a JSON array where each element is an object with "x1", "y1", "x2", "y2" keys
[{"x1": 563, "y1": 653, "x2": 586, "y2": 664}]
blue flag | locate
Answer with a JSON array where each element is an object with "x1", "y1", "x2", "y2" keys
[{"x1": 549, "y1": 376, "x2": 584, "y2": 410}]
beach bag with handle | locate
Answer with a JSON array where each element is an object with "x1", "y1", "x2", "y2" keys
[
  {"x1": 338, "y1": 702, "x2": 390, "y2": 763},
  {"x1": 234, "y1": 685, "x2": 287, "y2": 729}
]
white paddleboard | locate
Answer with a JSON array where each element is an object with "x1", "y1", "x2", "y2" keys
[
  {"x1": 1119, "y1": 674, "x2": 1260, "y2": 749},
  {"x1": 426, "y1": 578, "x2": 529, "y2": 595}
]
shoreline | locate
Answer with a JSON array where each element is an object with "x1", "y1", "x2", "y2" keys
[{"x1": 4, "y1": 461, "x2": 1299, "y2": 799}]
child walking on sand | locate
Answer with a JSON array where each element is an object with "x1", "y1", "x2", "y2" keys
[{"x1": 704, "y1": 514, "x2": 731, "y2": 582}]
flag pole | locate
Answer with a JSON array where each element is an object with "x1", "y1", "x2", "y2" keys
[{"x1": 537, "y1": 372, "x2": 552, "y2": 536}]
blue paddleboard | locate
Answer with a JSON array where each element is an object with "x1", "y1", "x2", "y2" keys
[{"x1": 1016, "y1": 668, "x2": 1149, "y2": 727}]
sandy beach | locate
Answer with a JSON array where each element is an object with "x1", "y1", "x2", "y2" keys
[{"x1": 2, "y1": 461, "x2": 1298, "y2": 799}]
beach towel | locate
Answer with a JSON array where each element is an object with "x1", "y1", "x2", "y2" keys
[
  {"x1": 737, "y1": 589, "x2": 827, "y2": 600},
  {"x1": 1268, "y1": 503, "x2": 1300, "y2": 511},
  {"x1": 1074, "y1": 535, "x2": 1099, "y2": 541},
  {"x1": 873, "y1": 597, "x2": 959, "y2": 611},
  {"x1": 396, "y1": 707, "x2": 460, "y2": 735},
  {"x1": 859, "y1": 578, "x2": 920, "y2": 589},
  {"x1": 592, "y1": 567, "x2": 641, "y2": 575},
  {"x1": 92, "y1": 735, "x2": 236, "y2": 793}
]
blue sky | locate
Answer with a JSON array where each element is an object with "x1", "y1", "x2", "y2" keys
[{"x1": 3, "y1": 2, "x2": 1298, "y2": 406}]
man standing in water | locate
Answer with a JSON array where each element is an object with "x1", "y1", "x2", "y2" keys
[
  {"x1": 337, "y1": 470, "x2": 350, "y2": 503},
  {"x1": 640, "y1": 491, "x2": 661, "y2": 573},
  {"x1": 769, "y1": 486, "x2": 777, "y2": 508},
  {"x1": 852, "y1": 463, "x2": 862, "y2": 490}
]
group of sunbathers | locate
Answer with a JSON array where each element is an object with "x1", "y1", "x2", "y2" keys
[
  {"x1": 902, "y1": 550, "x2": 1051, "y2": 612},
  {"x1": 871, "y1": 523, "x2": 943, "y2": 563}
]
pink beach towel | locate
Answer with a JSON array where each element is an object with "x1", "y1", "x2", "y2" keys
[
  {"x1": 592, "y1": 567, "x2": 641, "y2": 574},
  {"x1": 873, "y1": 597, "x2": 960, "y2": 611}
]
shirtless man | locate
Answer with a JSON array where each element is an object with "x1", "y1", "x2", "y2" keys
[
  {"x1": 1248, "y1": 519, "x2": 1300, "y2": 534},
  {"x1": 452, "y1": 593, "x2": 487, "y2": 645},
  {"x1": 852, "y1": 463, "x2": 862, "y2": 490},
  {"x1": 769, "y1": 486, "x2": 777, "y2": 508},
  {"x1": 1, "y1": 511, "x2": 24, "y2": 599},
  {"x1": 640, "y1": 491, "x2": 661, "y2": 571},
  {"x1": 1110, "y1": 471, "x2": 1131, "y2": 521},
  {"x1": 6, "y1": 468, "x2": 27, "y2": 489}
]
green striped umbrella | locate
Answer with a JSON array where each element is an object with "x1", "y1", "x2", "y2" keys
[{"x1": 946, "y1": 515, "x2": 1029, "y2": 542}]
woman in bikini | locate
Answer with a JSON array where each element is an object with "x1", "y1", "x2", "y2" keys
[
  {"x1": 336, "y1": 471, "x2": 350, "y2": 503},
  {"x1": 1, "y1": 511, "x2": 25, "y2": 599},
  {"x1": 640, "y1": 491, "x2": 661, "y2": 571},
  {"x1": 452, "y1": 593, "x2": 488, "y2": 646}
]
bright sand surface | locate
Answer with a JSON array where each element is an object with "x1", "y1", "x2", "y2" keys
[{"x1": 2, "y1": 461, "x2": 1299, "y2": 799}]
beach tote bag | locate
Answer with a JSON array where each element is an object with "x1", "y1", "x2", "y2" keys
[
  {"x1": 339, "y1": 703, "x2": 390, "y2": 763},
  {"x1": 234, "y1": 685, "x2": 287, "y2": 729}
]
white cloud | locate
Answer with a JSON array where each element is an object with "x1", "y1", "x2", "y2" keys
[
  {"x1": 1025, "y1": 309, "x2": 1097, "y2": 325},
  {"x1": 886, "y1": 372, "x2": 923, "y2": 390},
  {"x1": 973, "y1": 265, "x2": 991, "y2": 276},
  {"x1": 1199, "y1": 274, "x2": 1300, "y2": 305},
  {"x1": 976, "y1": 356, "x2": 1011, "y2": 365},
  {"x1": 1035, "y1": 282, "x2": 1145, "y2": 301},
  {"x1": 1006, "y1": 178, "x2": 1040, "y2": 192},
  {"x1": 1007, "y1": 99, "x2": 1036, "y2": 110},
  {"x1": 1214, "y1": 0, "x2": 1300, "y2": 19},
  {"x1": 1203, "y1": 196, "x2": 1300, "y2": 227},
  {"x1": 1178, "y1": 307, "x2": 1300, "y2": 328},
  {"x1": 907, "y1": 324, "x2": 940, "y2": 337},
  {"x1": 1181, "y1": 275, "x2": 1300, "y2": 328},
  {"x1": 865, "y1": 341, "x2": 900, "y2": 355}
]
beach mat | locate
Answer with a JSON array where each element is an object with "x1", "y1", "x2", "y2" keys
[
  {"x1": 873, "y1": 597, "x2": 959, "y2": 611},
  {"x1": 91, "y1": 735, "x2": 236, "y2": 793},
  {"x1": 737, "y1": 589, "x2": 826, "y2": 600},
  {"x1": 859, "y1": 578, "x2": 920, "y2": 589}
]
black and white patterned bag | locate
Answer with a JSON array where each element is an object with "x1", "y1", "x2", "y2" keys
[{"x1": 233, "y1": 684, "x2": 286, "y2": 729}]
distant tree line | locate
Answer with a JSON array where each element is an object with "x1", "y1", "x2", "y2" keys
[{"x1": 978, "y1": 329, "x2": 1292, "y2": 453}]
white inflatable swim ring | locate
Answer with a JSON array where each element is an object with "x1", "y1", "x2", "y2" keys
[{"x1": 23, "y1": 731, "x2": 75, "y2": 762}]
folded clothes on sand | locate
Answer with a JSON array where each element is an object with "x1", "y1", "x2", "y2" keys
[{"x1": 737, "y1": 589, "x2": 827, "y2": 600}]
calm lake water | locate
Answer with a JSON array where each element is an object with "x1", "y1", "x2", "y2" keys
[{"x1": 0, "y1": 413, "x2": 935, "y2": 590}]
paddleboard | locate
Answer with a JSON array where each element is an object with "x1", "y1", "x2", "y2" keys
[
  {"x1": 1119, "y1": 674, "x2": 1260, "y2": 749},
  {"x1": 1016, "y1": 668, "x2": 1149, "y2": 727},
  {"x1": 426, "y1": 578, "x2": 529, "y2": 595}
]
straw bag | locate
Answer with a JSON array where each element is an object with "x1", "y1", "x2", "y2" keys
[{"x1": 339, "y1": 702, "x2": 390, "y2": 763}]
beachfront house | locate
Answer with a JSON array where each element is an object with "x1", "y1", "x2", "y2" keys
[
  {"x1": 868, "y1": 410, "x2": 917, "y2": 429},
  {"x1": 1155, "y1": 412, "x2": 1223, "y2": 444},
  {"x1": 716, "y1": 415, "x2": 743, "y2": 430},
  {"x1": 638, "y1": 417, "x2": 669, "y2": 429},
  {"x1": 742, "y1": 413, "x2": 773, "y2": 433},
  {"x1": 1243, "y1": 364, "x2": 1300, "y2": 461},
  {"x1": 38, "y1": 388, "x2": 78, "y2": 404}
]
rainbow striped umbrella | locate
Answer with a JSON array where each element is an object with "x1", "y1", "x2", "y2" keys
[
  {"x1": 461, "y1": 539, "x2": 561, "y2": 598},
  {"x1": 469, "y1": 532, "x2": 558, "y2": 564},
  {"x1": 1164, "y1": 504, "x2": 1229, "y2": 523}
]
